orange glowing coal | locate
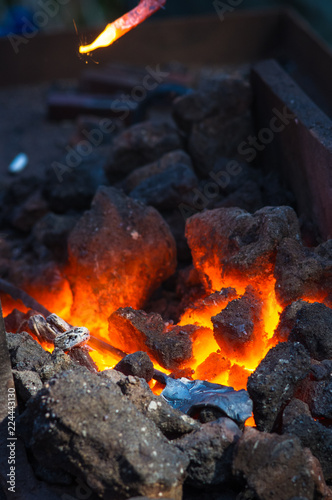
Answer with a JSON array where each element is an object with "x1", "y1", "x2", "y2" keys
[
  {"x1": 177, "y1": 273, "x2": 282, "y2": 390},
  {"x1": 2, "y1": 249, "x2": 328, "y2": 419},
  {"x1": 79, "y1": 0, "x2": 166, "y2": 54}
]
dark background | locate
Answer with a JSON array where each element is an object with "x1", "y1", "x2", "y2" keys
[
  {"x1": 112, "y1": 0, "x2": 332, "y2": 46},
  {"x1": 0, "y1": 0, "x2": 332, "y2": 45}
]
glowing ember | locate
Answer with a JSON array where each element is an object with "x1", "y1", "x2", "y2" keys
[
  {"x1": 2, "y1": 208, "x2": 329, "y2": 418},
  {"x1": 2, "y1": 262, "x2": 327, "y2": 394},
  {"x1": 175, "y1": 274, "x2": 282, "y2": 390},
  {"x1": 79, "y1": 0, "x2": 167, "y2": 54}
]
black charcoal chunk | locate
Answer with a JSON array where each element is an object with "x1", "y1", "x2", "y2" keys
[
  {"x1": 100, "y1": 370, "x2": 199, "y2": 439},
  {"x1": 114, "y1": 351, "x2": 154, "y2": 382},
  {"x1": 247, "y1": 342, "x2": 311, "y2": 432},
  {"x1": 18, "y1": 370, "x2": 188, "y2": 499},
  {"x1": 282, "y1": 399, "x2": 332, "y2": 483},
  {"x1": 289, "y1": 302, "x2": 332, "y2": 360},
  {"x1": 175, "y1": 417, "x2": 241, "y2": 487},
  {"x1": 232, "y1": 427, "x2": 329, "y2": 500}
]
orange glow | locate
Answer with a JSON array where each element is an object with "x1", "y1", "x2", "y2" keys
[
  {"x1": 88, "y1": 343, "x2": 120, "y2": 371},
  {"x1": 175, "y1": 271, "x2": 283, "y2": 389},
  {"x1": 79, "y1": 0, "x2": 166, "y2": 54},
  {"x1": 1, "y1": 255, "x2": 328, "y2": 396},
  {"x1": 1, "y1": 295, "x2": 29, "y2": 317},
  {"x1": 245, "y1": 415, "x2": 256, "y2": 427}
]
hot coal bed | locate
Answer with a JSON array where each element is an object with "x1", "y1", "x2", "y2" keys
[{"x1": 0, "y1": 60, "x2": 331, "y2": 500}]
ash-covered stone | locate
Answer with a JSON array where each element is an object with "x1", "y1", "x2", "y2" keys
[
  {"x1": 274, "y1": 238, "x2": 332, "y2": 305},
  {"x1": 18, "y1": 370, "x2": 188, "y2": 499},
  {"x1": 67, "y1": 187, "x2": 177, "y2": 326},
  {"x1": 105, "y1": 120, "x2": 183, "y2": 181},
  {"x1": 109, "y1": 308, "x2": 195, "y2": 370},
  {"x1": 123, "y1": 149, "x2": 193, "y2": 192},
  {"x1": 53, "y1": 326, "x2": 90, "y2": 350},
  {"x1": 186, "y1": 206, "x2": 300, "y2": 284},
  {"x1": 38, "y1": 348, "x2": 87, "y2": 381},
  {"x1": 100, "y1": 370, "x2": 199, "y2": 439},
  {"x1": 289, "y1": 302, "x2": 332, "y2": 360},
  {"x1": 114, "y1": 351, "x2": 154, "y2": 382},
  {"x1": 212, "y1": 286, "x2": 262, "y2": 354},
  {"x1": 175, "y1": 417, "x2": 241, "y2": 487},
  {"x1": 6, "y1": 331, "x2": 51, "y2": 372},
  {"x1": 130, "y1": 163, "x2": 198, "y2": 210},
  {"x1": 282, "y1": 399, "x2": 332, "y2": 483},
  {"x1": 232, "y1": 427, "x2": 330, "y2": 500},
  {"x1": 13, "y1": 369, "x2": 43, "y2": 403},
  {"x1": 247, "y1": 342, "x2": 311, "y2": 432}
]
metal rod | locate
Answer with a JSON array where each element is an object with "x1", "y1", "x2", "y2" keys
[
  {"x1": 88, "y1": 335, "x2": 169, "y2": 384},
  {"x1": 0, "y1": 282, "x2": 168, "y2": 385},
  {"x1": 0, "y1": 278, "x2": 52, "y2": 318},
  {"x1": 89, "y1": 335, "x2": 127, "y2": 360}
]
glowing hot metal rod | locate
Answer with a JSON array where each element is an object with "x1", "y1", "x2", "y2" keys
[{"x1": 79, "y1": 0, "x2": 167, "y2": 54}]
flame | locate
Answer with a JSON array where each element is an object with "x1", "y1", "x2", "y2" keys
[
  {"x1": 2, "y1": 253, "x2": 328, "y2": 414},
  {"x1": 2, "y1": 268, "x2": 327, "y2": 392},
  {"x1": 79, "y1": 0, "x2": 166, "y2": 54},
  {"x1": 245, "y1": 415, "x2": 256, "y2": 427},
  {"x1": 175, "y1": 272, "x2": 283, "y2": 390}
]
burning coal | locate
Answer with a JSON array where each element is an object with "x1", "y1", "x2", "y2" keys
[
  {"x1": 2, "y1": 200, "x2": 330, "y2": 394},
  {"x1": 2, "y1": 61, "x2": 332, "y2": 500}
]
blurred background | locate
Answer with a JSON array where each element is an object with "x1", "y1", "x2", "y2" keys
[{"x1": 0, "y1": 0, "x2": 331, "y2": 45}]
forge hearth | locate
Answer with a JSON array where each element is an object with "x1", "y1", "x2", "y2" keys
[{"x1": 1, "y1": 9, "x2": 332, "y2": 500}]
